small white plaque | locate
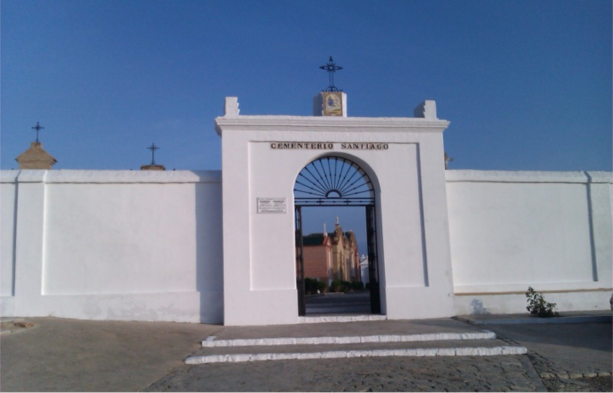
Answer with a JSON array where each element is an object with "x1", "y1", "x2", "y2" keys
[{"x1": 257, "y1": 198, "x2": 287, "y2": 214}]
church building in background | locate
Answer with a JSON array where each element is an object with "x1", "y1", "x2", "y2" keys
[{"x1": 302, "y1": 220, "x2": 361, "y2": 286}]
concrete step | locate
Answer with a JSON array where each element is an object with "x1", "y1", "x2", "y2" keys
[
  {"x1": 185, "y1": 319, "x2": 528, "y2": 365},
  {"x1": 186, "y1": 339, "x2": 527, "y2": 364},
  {"x1": 201, "y1": 331, "x2": 497, "y2": 347},
  {"x1": 198, "y1": 338, "x2": 511, "y2": 355},
  {"x1": 208, "y1": 319, "x2": 497, "y2": 342},
  {"x1": 300, "y1": 315, "x2": 387, "y2": 323}
]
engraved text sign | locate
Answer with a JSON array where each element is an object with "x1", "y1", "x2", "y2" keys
[{"x1": 257, "y1": 198, "x2": 287, "y2": 214}]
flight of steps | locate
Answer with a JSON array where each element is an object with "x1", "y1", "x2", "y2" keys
[{"x1": 185, "y1": 325, "x2": 527, "y2": 365}]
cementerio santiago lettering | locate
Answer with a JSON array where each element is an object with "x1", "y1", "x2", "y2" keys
[
  {"x1": 269, "y1": 142, "x2": 389, "y2": 150},
  {"x1": 270, "y1": 142, "x2": 334, "y2": 150},
  {"x1": 340, "y1": 143, "x2": 389, "y2": 150}
]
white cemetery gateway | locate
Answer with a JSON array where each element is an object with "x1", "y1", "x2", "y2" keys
[
  {"x1": 217, "y1": 96, "x2": 455, "y2": 325},
  {"x1": 0, "y1": 94, "x2": 611, "y2": 326}
]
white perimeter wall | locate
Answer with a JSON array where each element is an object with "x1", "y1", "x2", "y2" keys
[
  {"x1": 2, "y1": 168, "x2": 611, "y2": 324},
  {"x1": 447, "y1": 170, "x2": 612, "y2": 315},
  {"x1": 0, "y1": 170, "x2": 223, "y2": 323}
]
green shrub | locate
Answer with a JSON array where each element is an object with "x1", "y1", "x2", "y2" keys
[
  {"x1": 330, "y1": 279, "x2": 342, "y2": 293},
  {"x1": 526, "y1": 286, "x2": 559, "y2": 317},
  {"x1": 317, "y1": 280, "x2": 327, "y2": 293},
  {"x1": 351, "y1": 281, "x2": 364, "y2": 291}
]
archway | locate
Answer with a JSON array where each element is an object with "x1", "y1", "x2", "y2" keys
[{"x1": 294, "y1": 155, "x2": 381, "y2": 316}]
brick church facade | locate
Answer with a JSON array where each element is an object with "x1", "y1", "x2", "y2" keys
[{"x1": 302, "y1": 220, "x2": 361, "y2": 285}]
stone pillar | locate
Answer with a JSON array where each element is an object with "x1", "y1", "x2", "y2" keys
[{"x1": 13, "y1": 171, "x2": 47, "y2": 315}]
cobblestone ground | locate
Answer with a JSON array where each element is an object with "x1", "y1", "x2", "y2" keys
[
  {"x1": 541, "y1": 376, "x2": 612, "y2": 392},
  {"x1": 144, "y1": 355, "x2": 547, "y2": 392},
  {"x1": 525, "y1": 351, "x2": 612, "y2": 392},
  {"x1": 497, "y1": 329, "x2": 612, "y2": 392},
  {"x1": 144, "y1": 320, "x2": 612, "y2": 392}
]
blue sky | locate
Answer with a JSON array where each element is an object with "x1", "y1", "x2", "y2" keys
[
  {"x1": 2, "y1": 0, "x2": 611, "y2": 173},
  {"x1": 2, "y1": 0, "x2": 611, "y2": 259}
]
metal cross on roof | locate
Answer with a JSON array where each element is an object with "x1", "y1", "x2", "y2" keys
[
  {"x1": 319, "y1": 56, "x2": 343, "y2": 92},
  {"x1": 31, "y1": 122, "x2": 44, "y2": 142},
  {"x1": 147, "y1": 143, "x2": 160, "y2": 165}
]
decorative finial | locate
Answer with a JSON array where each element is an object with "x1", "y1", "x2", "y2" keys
[
  {"x1": 336, "y1": 216, "x2": 340, "y2": 225},
  {"x1": 323, "y1": 222, "x2": 327, "y2": 236},
  {"x1": 319, "y1": 56, "x2": 343, "y2": 92},
  {"x1": 224, "y1": 97, "x2": 239, "y2": 117},
  {"x1": 31, "y1": 122, "x2": 44, "y2": 143},
  {"x1": 147, "y1": 143, "x2": 160, "y2": 165}
]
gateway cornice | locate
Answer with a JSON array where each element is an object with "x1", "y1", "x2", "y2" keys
[{"x1": 215, "y1": 116, "x2": 450, "y2": 135}]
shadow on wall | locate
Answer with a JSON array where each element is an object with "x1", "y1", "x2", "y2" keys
[
  {"x1": 195, "y1": 173, "x2": 224, "y2": 324},
  {"x1": 470, "y1": 299, "x2": 491, "y2": 315}
]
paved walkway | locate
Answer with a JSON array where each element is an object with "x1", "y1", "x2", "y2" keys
[
  {"x1": 457, "y1": 310, "x2": 613, "y2": 325},
  {"x1": 305, "y1": 292, "x2": 371, "y2": 314},
  {"x1": 0, "y1": 317, "x2": 221, "y2": 392},
  {"x1": 1, "y1": 314, "x2": 611, "y2": 392}
]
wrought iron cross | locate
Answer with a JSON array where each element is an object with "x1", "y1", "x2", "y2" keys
[
  {"x1": 31, "y1": 122, "x2": 44, "y2": 142},
  {"x1": 147, "y1": 143, "x2": 160, "y2": 165},
  {"x1": 319, "y1": 56, "x2": 343, "y2": 92}
]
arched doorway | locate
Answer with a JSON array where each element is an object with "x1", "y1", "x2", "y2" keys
[{"x1": 294, "y1": 155, "x2": 381, "y2": 316}]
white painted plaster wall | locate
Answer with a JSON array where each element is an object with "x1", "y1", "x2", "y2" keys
[
  {"x1": 446, "y1": 170, "x2": 613, "y2": 315},
  {"x1": 0, "y1": 170, "x2": 223, "y2": 323}
]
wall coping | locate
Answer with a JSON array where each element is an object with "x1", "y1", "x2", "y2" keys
[
  {"x1": 4, "y1": 169, "x2": 610, "y2": 185},
  {"x1": 0, "y1": 170, "x2": 221, "y2": 184},
  {"x1": 1, "y1": 170, "x2": 23, "y2": 183},
  {"x1": 446, "y1": 170, "x2": 613, "y2": 184}
]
